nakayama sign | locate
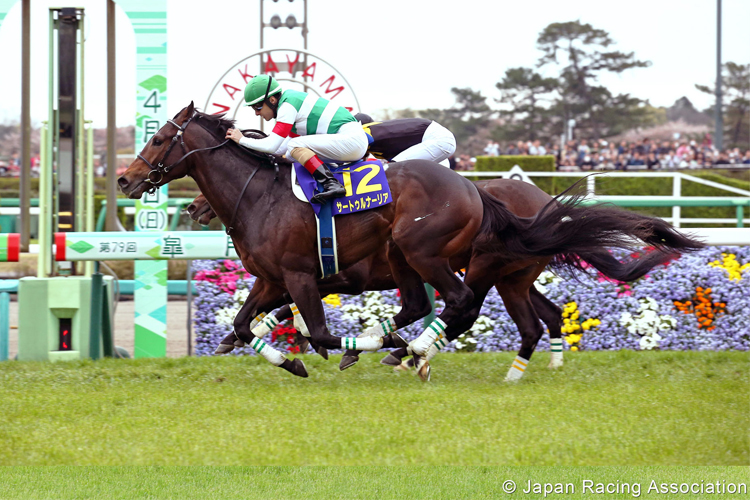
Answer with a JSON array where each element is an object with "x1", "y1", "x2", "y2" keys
[{"x1": 205, "y1": 48, "x2": 360, "y2": 127}]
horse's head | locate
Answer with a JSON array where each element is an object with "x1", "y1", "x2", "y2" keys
[{"x1": 118, "y1": 102, "x2": 201, "y2": 199}]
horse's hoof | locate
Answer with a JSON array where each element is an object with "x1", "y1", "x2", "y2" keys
[
  {"x1": 416, "y1": 360, "x2": 431, "y2": 382},
  {"x1": 390, "y1": 333, "x2": 408, "y2": 348},
  {"x1": 316, "y1": 347, "x2": 329, "y2": 360},
  {"x1": 380, "y1": 353, "x2": 402, "y2": 366},
  {"x1": 280, "y1": 358, "x2": 308, "y2": 378},
  {"x1": 393, "y1": 362, "x2": 411, "y2": 372},
  {"x1": 214, "y1": 344, "x2": 235, "y2": 354},
  {"x1": 339, "y1": 355, "x2": 359, "y2": 370},
  {"x1": 233, "y1": 339, "x2": 245, "y2": 348},
  {"x1": 295, "y1": 333, "x2": 310, "y2": 355}
]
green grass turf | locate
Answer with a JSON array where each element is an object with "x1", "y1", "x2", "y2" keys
[
  {"x1": 0, "y1": 466, "x2": 747, "y2": 499},
  {"x1": 0, "y1": 351, "x2": 746, "y2": 467}
]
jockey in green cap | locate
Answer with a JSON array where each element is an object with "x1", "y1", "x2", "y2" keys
[{"x1": 226, "y1": 74, "x2": 367, "y2": 203}]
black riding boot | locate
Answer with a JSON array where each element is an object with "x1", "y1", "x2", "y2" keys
[{"x1": 311, "y1": 164, "x2": 346, "y2": 203}]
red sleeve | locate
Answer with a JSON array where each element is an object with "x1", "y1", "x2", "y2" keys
[{"x1": 272, "y1": 122, "x2": 293, "y2": 138}]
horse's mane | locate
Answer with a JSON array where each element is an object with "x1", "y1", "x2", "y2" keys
[{"x1": 192, "y1": 110, "x2": 291, "y2": 166}]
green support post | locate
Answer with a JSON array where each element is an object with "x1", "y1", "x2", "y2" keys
[
  {"x1": 101, "y1": 282, "x2": 114, "y2": 357},
  {"x1": 737, "y1": 205, "x2": 744, "y2": 228},
  {"x1": 423, "y1": 284, "x2": 436, "y2": 328},
  {"x1": 89, "y1": 273, "x2": 103, "y2": 360}
]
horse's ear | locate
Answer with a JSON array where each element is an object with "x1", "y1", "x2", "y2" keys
[{"x1": 187, "y1": 101, "x2": 195, "y2": 116}]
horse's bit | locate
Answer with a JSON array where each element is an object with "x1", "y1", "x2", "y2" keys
[{"x1": 137, "y1": 112, "x2": 230, "y2": 193}]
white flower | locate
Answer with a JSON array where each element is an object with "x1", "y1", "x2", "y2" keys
[
  {"x1": 639, "y1": 332, "x2": 662, "y2": 350},
  {"x1": 620, "y1": 312, "x2": 633, "y2": 326}
]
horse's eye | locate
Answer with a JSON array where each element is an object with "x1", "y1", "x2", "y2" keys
[{"x1": 153, "y1": 138, "x2": 162, "y2": 146}]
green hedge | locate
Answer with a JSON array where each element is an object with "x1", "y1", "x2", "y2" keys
[{"x1": 475, "y1": 155, "x2": 556, "y2": 172}]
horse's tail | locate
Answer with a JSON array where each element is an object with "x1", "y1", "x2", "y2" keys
[
  {"x1": 475, "y1": 180, "x2": 705, "y2": 273},
  {"x1": 548, "y1": 248, "x2": 678, "y2": 283}
]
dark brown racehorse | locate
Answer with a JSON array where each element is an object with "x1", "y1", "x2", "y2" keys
[
  {"x1": 186, "y1": 176, "x2": 689, "y2": 381},
  {"x1": 119, "y1": 103, "x2": 704, "y2": 378},
  {"x1": 186, "y1": 181, "x2": 567, "y2": 378}
]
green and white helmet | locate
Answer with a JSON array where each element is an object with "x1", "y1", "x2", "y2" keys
[{"x1": 244, "y1": 74, "x2": 282, "y2": 107}]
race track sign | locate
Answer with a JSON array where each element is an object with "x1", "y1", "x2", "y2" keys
[
  {"x1": 54, "y1": 232, "x2": 239, "y2": 261},
  {"x1": 205, "y1": 49, "x2": 360, "y2": 125}
]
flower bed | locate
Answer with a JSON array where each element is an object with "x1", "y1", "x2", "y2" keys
[{"x1": 192, "y1": 247, "x2": 750, "y2": 356}]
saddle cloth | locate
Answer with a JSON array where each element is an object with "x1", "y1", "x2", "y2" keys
[
  {"x1": 290, "y1": 158, "x2": 392, "y2": 279},
  {"x1": 291, "y1": 159, "x2": 392, "y2": 217}
]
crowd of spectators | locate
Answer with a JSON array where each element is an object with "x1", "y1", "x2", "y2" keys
[{"x1": 479, "y1": 136, "x2": 750, "y2": 171}]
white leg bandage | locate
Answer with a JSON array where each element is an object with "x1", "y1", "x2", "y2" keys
[
  {"x1": 341, "y1": 336, "x2": 383, "y2": 351},
  {"x1": 505, "y1": 355, "x2": 529, "y2": 382},
  {"x1": 410, "y1": 318, "x2": 447, "y2": 356},
  {"x1": 251, "y1": 314, "x2": 279, "y2": 338},
  {"x1": 290, "y1": 304, "x2": 310, "y2": 337},
  {"x1": 425, "y1": 332, "x2": 450, "y2": 361},
  {"x1": 250, "y1": 336, "x2": 286, "y2": 366},
  {"x1": 549, "y1": 338, "x2": 563, "y2": 368},
  {"x1": 249, "y1": 312, "x2": 267, "y2": 331},
  {"x1": 359, "y1": 317, "x2": 397, "y2": 339}
]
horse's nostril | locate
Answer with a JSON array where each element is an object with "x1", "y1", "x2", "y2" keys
[{"x1": 117, "y1": 177, "x2": 129, "y2": 189}]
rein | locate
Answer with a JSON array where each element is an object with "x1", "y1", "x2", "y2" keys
[{"x1": 137, "y1": 111, "x2": 282, "y2": 234}]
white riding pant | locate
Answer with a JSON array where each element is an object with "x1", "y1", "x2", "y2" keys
[
  {"x1": 286, "y1": 121, "x2": 368, "y2": 163},
  {"x1": 390, "y1": 121, "x2": 456, "y2": 167}
]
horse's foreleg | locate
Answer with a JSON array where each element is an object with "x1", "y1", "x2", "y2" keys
[
  {"x1": 285, "y1": 271, "x2": 405, "y2": 353},
  {"x1": 529, "y1": 285, "x2": 564, "y2": 369},
  {"x1": 232, "y1": 281, "x2": 308, "y2": 378},
  {"x1": 215, "y1": 278, "x2": 276, "y2": 354}
]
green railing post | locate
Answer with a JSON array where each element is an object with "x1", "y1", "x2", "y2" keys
[
  {"x1": 423, "y1": 284, "x2": 436, "y2": 328},
  {"x1": 0, "y1": 291, "x2": 9, "y2": 361},
  {"x1": 89, "y1": 272, "x2": 103, "y2": 360},
  {"x1": 737, "y1": 205, "x2": 744, "y2": 228}
]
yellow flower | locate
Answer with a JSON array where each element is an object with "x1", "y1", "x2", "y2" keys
[
  {"x1": 322, "y1": 294, "x2": 341, "y2": 308},
  {"x1": 571, "y1": 346, "x2": 578, "y2": 352}
]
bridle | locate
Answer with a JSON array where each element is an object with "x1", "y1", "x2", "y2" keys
[
  {"x1": 136, "y1": 110, "x2": 281, "y2": 235},
  {"x1": 137, "y1": 111, "x2": 230, "y2": 193}
]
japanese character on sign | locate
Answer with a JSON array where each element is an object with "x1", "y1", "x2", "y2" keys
[
  {"x1": 144, "y1": 120, "x2": 161, "y2": 143},
  {"x1": 100, "y1": 242, "x2": 110, "y2": 253},
  {"x1": 162, "y1": 236, "x2": 184, "y2": 258},
  {"x1": 126, "y1": 242, "x2": 137, "y2": 253}
]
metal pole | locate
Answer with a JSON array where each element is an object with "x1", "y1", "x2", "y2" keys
[
  {"x1": 186, "y1": 260, "x2": 193, "y2": 356},
  {"x1": 714, "y1": 0, "x2": 723, "y2": 151},
  {"x1": 20, "y1": 0, "x2": 31, "y2": 252},
  {"x1": 106, "y1": 0, "x2": 119, "y2": 231},
  {"x1": 259, "y1": 0, "x2": 265, "y2": 133}
]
